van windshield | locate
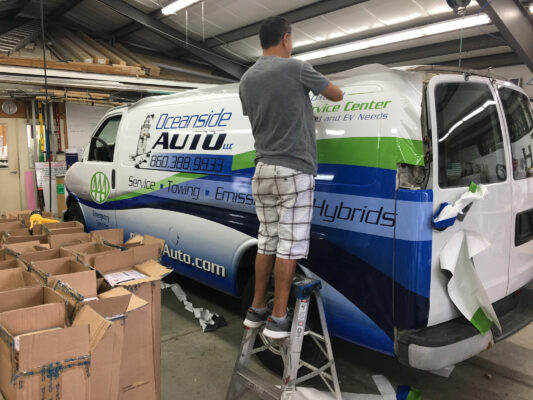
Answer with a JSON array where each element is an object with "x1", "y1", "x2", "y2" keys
[
  {"x1": 435, "y1": 82, "x2": 506, "y2": 188},
  {"x1": 498, "y1": 87, "x2": 533, "y2": 179}
]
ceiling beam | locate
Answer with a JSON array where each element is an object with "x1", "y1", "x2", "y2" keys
[
  {"x1": 476, "y1": 0, "x2": 533, "y2": 72},
  {"x1": 440, "y1": 52, "x2": 522, "y2": 69},
  {"x1": 47, "y1": 0, "x2": 85, "y2": 19},
  {"x1": 315, "y1": 33, "x2": 506, "y2": 74},
  {"x1": 112, "y1": 9, "x2": 163, "y2": 39},
  {"x1": 204, "y1": 0, "x2": 370, "y2": 48},
  {"x1": 95, "y1": 0, "x2": 246, "y2": 79}
]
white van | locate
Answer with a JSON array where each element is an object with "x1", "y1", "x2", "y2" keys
[{"x1": 65, "y1": 64, "x2": 533, "y2": 372}]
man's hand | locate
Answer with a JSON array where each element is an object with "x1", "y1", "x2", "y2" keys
[{"x1": 321, "y1": 82, "x2": 343, "y2": 102}]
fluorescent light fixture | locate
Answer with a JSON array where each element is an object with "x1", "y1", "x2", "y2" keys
[
  {"x1": 422, "y1": 14, "x2": 490, "y2": 35},
  {"x1": 529, "y1": 3, "x2": 533, "y2": 12},
  {"x1": 297, "y1": 41, "x2": 369, "y2": 61},
  {"x1": 161, "y1": 0, "x2": 200, "y2": 15},
  {"x1": 294, "y1": 13, "x2": 491, "y2": 62},
  {"x1": 368, "y1": 29, "x2": 422, "y2": 47}
]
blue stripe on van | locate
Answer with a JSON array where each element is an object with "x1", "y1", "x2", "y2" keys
[
  {"x1": 78, "y1": 189, "x2": 431, "y2": 337},
  {"x1": 198, "y1": 164, "x2": 398, "y2": 199}
]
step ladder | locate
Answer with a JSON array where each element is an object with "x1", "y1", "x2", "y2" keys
[{"x1": 226, "y1": 276, "x2": 341, "y2": 400}]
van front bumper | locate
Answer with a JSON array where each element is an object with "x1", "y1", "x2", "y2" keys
[{"x1": 396, "y1": 284, "x2": 533, "y2": 371}]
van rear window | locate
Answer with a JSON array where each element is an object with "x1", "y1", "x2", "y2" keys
[
  {"x1": 435, "y1": 82, "x2": 506, "y2": 188},
  {"x1": 498, "y1": 87, "x2": 533, "y2": 180}
]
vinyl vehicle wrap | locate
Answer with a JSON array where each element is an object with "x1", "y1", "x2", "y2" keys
[{"x1": 65, "y1": 64, "x2": 533, "y2": 370}]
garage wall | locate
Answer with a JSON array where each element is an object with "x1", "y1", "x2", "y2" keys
[
  {"x1": 489, "y1": 65, "x2": 533, "y2": 98},
  {"x1": 65, "y1": 103, "x2": 111, "y2": 157}
]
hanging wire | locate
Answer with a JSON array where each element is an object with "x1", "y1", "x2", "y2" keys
[
  {"x1": 458, "y1": 11, "x2": 465, "y2": 68},
  {"x1": 185, "y1": 9, "x2": 189, "y2": 48},
  {"x1": 39, "y1": 0, "x2": 52, "y2": 213},
  {"x1": 202, "y1": 1, "x2": 205, "y2": 42}
]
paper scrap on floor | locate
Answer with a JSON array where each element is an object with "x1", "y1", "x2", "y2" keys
[
  {"x1": 162, "y1": 281, "x2": 226, "y2": 332},
  {"x1": 291, "y1": 375, "x2": 396, "y2": 400},
  {"x1": 104, "y1": 270, "x2": 148, "y2": 286}
]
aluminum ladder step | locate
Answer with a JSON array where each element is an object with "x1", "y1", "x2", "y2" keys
[
  {"x1": 233, "y1": 368, "x2": 282, "y2": 400},
  {"x1": 226, "y1": 276, "x2": 341, "y2": 400}
]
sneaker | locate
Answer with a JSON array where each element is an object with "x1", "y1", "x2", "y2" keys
[
  {"x1": 262, "y1": 311, "x2": 310, "y2": 339},
  {"x1": 243, "y1": 307, "x2": 271, "y2": 328}
]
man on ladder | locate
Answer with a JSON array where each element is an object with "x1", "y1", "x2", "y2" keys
[{"x1": 239, "y1": 16, "x2": 343, "y2": 339}]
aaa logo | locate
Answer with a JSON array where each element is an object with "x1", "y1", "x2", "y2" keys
[{"x1": 90, "y1": 172, "x2": 110, "y2": 204}]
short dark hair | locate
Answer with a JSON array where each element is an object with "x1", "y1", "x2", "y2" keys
[{"x1": 259, "y1": 16, "x2": 291, "y2": 49}]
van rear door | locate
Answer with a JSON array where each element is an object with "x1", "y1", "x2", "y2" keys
[
  {"x1": 495, "y1": 84, "x2": 533, "y2": 294},
  {"x1": 427, "y1": 75, "x2": 512, "y2": 325}
]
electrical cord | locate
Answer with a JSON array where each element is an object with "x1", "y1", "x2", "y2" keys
[{"x1": 40, "y1": 0, "x2": 52, "y2": 213}]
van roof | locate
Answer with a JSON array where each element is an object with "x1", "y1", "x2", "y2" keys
[{"x1": 120, "y1": 63, "x2": 514, "y2": 112}]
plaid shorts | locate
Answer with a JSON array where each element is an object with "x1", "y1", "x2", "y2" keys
[{"x1": 252, "y1": 162, "x2": 315, "y2": 260}]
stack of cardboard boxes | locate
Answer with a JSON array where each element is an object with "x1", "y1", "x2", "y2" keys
[{"x1": 0, "y1": 212, "x2": 170, "y2": 400}]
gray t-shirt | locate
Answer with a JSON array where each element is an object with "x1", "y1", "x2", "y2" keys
[{"x1": 239, "y1": 56, "x2": 329, "y2": 176}]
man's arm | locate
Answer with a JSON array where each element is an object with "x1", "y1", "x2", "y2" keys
[{"x1": 321, "y1": 82, "x2": 343, "y2": 102}]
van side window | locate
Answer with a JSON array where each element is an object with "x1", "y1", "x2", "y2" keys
[
  {"x1": 88, "y1": 115, "x2": 121, "y2": 162},
  {"x1": 436, "y1": 82, "x2": 506, "y2": 188},
  {"x1": 497, "y1": 87, "x2": 533, "y2": 179}
]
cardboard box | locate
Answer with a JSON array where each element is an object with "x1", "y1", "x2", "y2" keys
[
  {"x1": 48, "y1": 232, "x2": 92, "y2": 248},
  {"x1": 18, "y1": 248, "x2": 73, "y2": 269},
  {"x1": 5, "y1": 210, "x2": 53, "y2": 224},
  {"x1": 29, "y1": 257, "x2": 97, "y2": 299},
  {"x1": 0, "y1": 268, "x2": 41, "y2": 292},
  {"x1": 91, "y1": 228, "x2": 164, "y2": 254},
  {"x1": 1, "y1": 228, "x2": 29, "y2": 238},
  {"x1": 93, "y1": 245, "x2": 171, "y2": 400},
  {"x1": 0, "y1": 222, "x2": 24, "y2": 241},
  {"x1": 63, "y1": 242, "x2": 121, "y2": 267},
  {"x1": 1, "y1": 234, "x2": 48, "y2": 245},
  {"x1": 0, "y1": 302, "x2": 95, "y2": 399},
  {"x1": 0, "y1": 286, "x2": 65, "y2": 313},
  {"x1": 42, "y1": 221, "x2": 85, "y2": 235},
  {"x1": 2, "y1": 241, "x2": 49, "y2": 260},
  {"x1": 0, "y1": 259, "x2": 20, "y2": 272},
  {"x1": 77, "y1": 288, "x2": 148, "y2": 400}
]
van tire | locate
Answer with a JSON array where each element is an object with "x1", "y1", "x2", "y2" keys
[
  {"x1": 240, "y1": 275, "x2": 327, "y2": 376},
  {"x1": 66, "y1": 201, "x2": 86, "y2": 228}
]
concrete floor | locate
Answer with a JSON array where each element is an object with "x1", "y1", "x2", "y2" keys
[{"x1": 161, "y1": 275, "x2": 533, "y2": 400}]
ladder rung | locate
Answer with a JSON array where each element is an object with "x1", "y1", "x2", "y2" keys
[
  {"x1": 308, "y1": 330, "x2": 325, "y2": 341},
  {"x1": 235, "y1": 368, "x2": 282, "y2": 400},
  {"x1": 295, "y1": 359, "x2": 335, "y2": 385}
]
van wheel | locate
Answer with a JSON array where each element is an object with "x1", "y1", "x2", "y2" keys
[
  {"x1": 240, "y1": 275, "x2": 327, "y2": 376},
  {"x1": 66, "y1": 201, "x2": 86, "y2": 228}
]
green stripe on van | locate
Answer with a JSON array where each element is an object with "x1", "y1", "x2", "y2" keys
[
  {"x1": 231, "y1": 137, "x2": 424, "y2": 172},
  {"x1": 470, "y1": 307, "x2": 492, "y2": 335},
  {"x1": 107, "y1": 137, "x2": 424, "y2": 202},
  {"x1": 317, "y1": 137, "x2": 424, "y2": 170},
  {"x1": 109, "y1": 172, "x2": 206, "y2": 202},
  {"x1": 232, "y1": 150, "x2": 255, "y2": 171}
]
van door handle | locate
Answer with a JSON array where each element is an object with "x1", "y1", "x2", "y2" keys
[
  {"x1": 457, "y1": 202, "x2": 473, "y2": 221},
  {"x1": 111, "y1": 169, "x2": 116, "y2": 189}
]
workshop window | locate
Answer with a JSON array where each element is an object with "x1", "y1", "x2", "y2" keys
[
  {"x1": 498, "y1": 87, "x2": 533, "y2": 180},
  {"x1": 436, "y1": 82, "x2": 506, "y2": 188},
  {"x1": 88, "y1": 115, "x2": 121, "y2": 162}
]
